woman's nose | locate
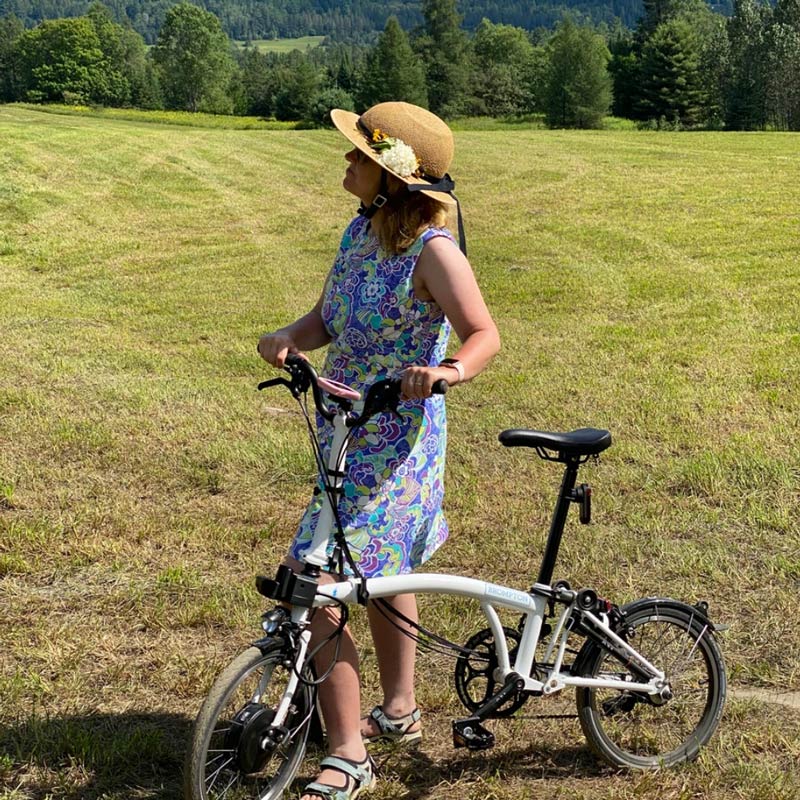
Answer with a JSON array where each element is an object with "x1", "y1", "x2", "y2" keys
[{"x1": 346, "y1": 148, "x2": 359, "y2": 163}]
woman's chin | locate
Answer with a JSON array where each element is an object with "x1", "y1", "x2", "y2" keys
[{"x1": 343, "y1": 181, "x2": 361, "y2": 200}]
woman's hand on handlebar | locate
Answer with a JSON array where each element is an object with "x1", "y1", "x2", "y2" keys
[
  {"x1": 401, "y1": 366, "x2": 455, "y2": 399},
  {"x1": 258, "y1": 332, "x2": 301, "y2": 368}
]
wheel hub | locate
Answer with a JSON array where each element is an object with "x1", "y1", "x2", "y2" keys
[{"x1": 225, "y1": 702, "x2": 278, "y2": 774}]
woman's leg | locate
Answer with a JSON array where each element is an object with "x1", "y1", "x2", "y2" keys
[
  {"x1": 362, "y1": 593, "x2": 422, "y2": 735},
  {"x1": 283, "y1": 560, "x2": 367, "y2": 800}
]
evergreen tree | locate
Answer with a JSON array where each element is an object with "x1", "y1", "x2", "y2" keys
[
  {"x1": 638, "y1": 16, "x2": 707, "y2": 126},
  {"x1": 774, "y1": 0, "x2": 800, "y2": 26},
  {"x1": 85, "y1": 2, "x2": 132, "y2": 105},
  {"x1": 0, "y1": 14, "x2": 24, "y2": 101},
  {"x1": 639, "y1": 0, "x2": 711, "y2": 39},
  {"x1": 358, "y1": 16, "x2": 427, "y2": 110},
  {"x1": 545, "y1": 17, "x2": 612, "y2": 128},
  {"x1": 273, "y1": 50, "x2": 319, "y2": 121},
  {"x1": 309, "y1": 85, "x2": 355, "y2": 126},
  {"x1": 765, "y1": 0, "x2": 800, "y2": 129},
  {"x1": 238, "y1": 48, "x2": 279, "y2": 117},
  {"x1": 697, "y1": 14, "x2": 729, "y2": 127},
  {"x1": 325, "y1": 44, "x2": 363, "y2": 97},
  {"x1": 152, "y1": 3, "x2": 235, "y2": 114},
  {"x1": 725, "y1": 0, "x2": 770, "y2": 128},
  {"x1": 608, "y1": 26, "x2": 641, "y2": 118},
  {"x1": 121, "y1": 25, "x2": 160, "y2": 107},
  {"x1": 416, "y1": 0, "x2": 473, "y2": 117}
]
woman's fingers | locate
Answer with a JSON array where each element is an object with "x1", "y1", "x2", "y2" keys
[
  {"x1": 401, "y1": 368, "x2": 432, "y2": 399},
  {"x1": 258, "y1": 334, "x2": 297, "y2": 367}
]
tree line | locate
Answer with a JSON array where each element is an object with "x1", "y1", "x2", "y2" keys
[
  {"x1": 2, "y1": 0, "x2": 728, "y2": 43},
  {"x1": 1, "y1": 0, "x2": 799, "y2": 130}
]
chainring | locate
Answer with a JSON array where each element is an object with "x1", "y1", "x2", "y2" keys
[{"x1": 454, "y1": 627, "x2": 528, "y2": 717}]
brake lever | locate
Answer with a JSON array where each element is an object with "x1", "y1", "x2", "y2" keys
[
  {"x1": 258, "y1": 378, "x2": 292, "y2": 391},
  {"x1": 353, "y1": 378, "x2": 448, "y2": 427},
  {"x1": 359, "y1": 381, "x2": 402, "y2": 421},
  {"x1": 257, "y1": 365, "x2": 309, "y2": 400}
]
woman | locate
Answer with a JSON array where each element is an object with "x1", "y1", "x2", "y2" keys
[{"x1": 258, "y1": 101, "x2": 500, "y2": 800}]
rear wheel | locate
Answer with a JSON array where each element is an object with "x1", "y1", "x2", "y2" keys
[
  {"x1": 576, "y1": 600, "x2": 726, "y2": 769},
  {"x1": 184, "y1": 641, "x2": 315, "y2": 800}
]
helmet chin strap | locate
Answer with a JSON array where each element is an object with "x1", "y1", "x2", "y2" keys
[{"x1": 357, "y1": 169, "x2": 389, "y2": 219}]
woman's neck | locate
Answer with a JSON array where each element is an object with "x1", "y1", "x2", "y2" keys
[{"x1": 368, "y1": 213, "x2": 384, "y2": 237}]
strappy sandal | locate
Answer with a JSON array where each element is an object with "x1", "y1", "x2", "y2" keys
[
  {"x1": 301, "y1": 754, "x2": 376, "y2": 800},
  {"x1": 363, "y1": 705, "x2": 422, "y2": 744}
]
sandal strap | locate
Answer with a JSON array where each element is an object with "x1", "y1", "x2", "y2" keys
[
  {"x1": 369, "y1": 705, "x2": 421, "y2": 736},
  {"x1": 302, "y1": 782, "x2": 344, "y2": 800},
  {"x1": 303, "y1": 756, "x2": 374, "y2": 800},
  {"x1": 319, "y1": 755, "x2": 374, "y2": 785}
]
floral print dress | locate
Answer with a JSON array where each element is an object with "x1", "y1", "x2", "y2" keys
[{"x1": 289, "y1": 215, "x2": 453, "y2": 577}]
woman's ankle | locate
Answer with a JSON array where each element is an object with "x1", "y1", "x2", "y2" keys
[
  {"x1": 380, "y1": 699, "x2": 418, "y2": 720},
  {"x1": 328, "y1": 742, "x2": 368, "y2": 763}
]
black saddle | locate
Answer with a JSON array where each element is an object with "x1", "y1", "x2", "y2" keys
[{"x1": 499, "y1": 428, "x2": 612, "y2": 461}]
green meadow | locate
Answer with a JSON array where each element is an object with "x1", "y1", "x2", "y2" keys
[
  {"x1": 233, "y1": 35, "x2": 326, "y2": 53},
  {"x1": 0, "y1": 104, "x2": 798, "y2": 799}
]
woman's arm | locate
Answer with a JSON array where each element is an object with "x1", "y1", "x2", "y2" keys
[
  {"x1": 257, "y1": 291, "x2": 332, "y2": 368},
  {"x1": 403, "y1": 236, "x2": 500, "y2": 398}
]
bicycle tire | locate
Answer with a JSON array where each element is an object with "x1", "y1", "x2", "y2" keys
[
  {"x1": 575, "y1": 599, "x2": 726, "y2": 769},
  {"x1": 183, "y1": 641, "x2": 314, "y2": 800}
]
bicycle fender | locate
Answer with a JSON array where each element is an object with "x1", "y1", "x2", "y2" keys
[
  {"x1": 250, "y1": 634, "x2": 288, "y2": 655},
  {"x1": 619, "y1": 597, "x2": 719, "y2": 632},
  {"x1": 571, "y1": 596, "x2": 718, "y2": 677}
]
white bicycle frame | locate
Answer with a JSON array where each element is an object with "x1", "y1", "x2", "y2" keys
[{"x1": 269, "y1": 405, "x2": 666, "y2": 731}]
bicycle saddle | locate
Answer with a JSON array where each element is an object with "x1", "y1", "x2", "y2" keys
[{"x1": 499, "y1": 428, "x2": 612, "y2": 458}]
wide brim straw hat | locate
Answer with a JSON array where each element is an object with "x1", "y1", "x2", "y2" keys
[
  {"x1": 330, "y1": 102, "x2": 467, "y2": 252},
  {"x1": 330, "y1": 102, "x2": 456, "y2": 206}
]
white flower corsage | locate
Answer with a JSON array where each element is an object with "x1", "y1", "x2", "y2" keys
[{"x1": 370, "y1": 128, "x2": 422, "y2": 178}]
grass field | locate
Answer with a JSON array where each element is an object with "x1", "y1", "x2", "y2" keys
[
  {"x1": 1, "y1": 104, "x2": 799, "y2": 799},
  {"x1": 233, "y1": 36, "x2": 326, "y2": 53}
]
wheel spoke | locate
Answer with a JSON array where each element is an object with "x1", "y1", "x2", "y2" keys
[
  {"x1": 577, "y1": 606, "x2": 725, "y2": 768},
  {"x1": 185, "y1": 645, "x2": 314, "y2": 800},
  {"x1": 213, "y1": 770, "x2": 240, "y2": 800},
  {"x1": 206, "y1": 755, "x2": 235, "y2": 788}
]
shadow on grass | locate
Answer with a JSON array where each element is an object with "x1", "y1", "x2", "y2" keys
[
  {"x1": 1, "y1": 711, "x2": 190, "y2": 799},
  {"x1": 291, "y1": 742, "x2": 610, "y2": 800},
  {"x1": 3, "y1": 712, "x2": 608, "y2": 799},
  {"x1": 360, "y1": 738, "x2": 608, "y2": 799}
]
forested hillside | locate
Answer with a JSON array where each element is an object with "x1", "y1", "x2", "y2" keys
[{"x1": 0, "y1": 0, "x2": 733, "y2": 42}]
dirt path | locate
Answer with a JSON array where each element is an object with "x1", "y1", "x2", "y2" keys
[{"x1": 730, "y1": 686, "x2": 800, "y2": 710}]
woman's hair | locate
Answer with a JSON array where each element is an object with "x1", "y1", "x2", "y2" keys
[{"x1": 375, "y1": 174, "x2": 450, "y2": 255}]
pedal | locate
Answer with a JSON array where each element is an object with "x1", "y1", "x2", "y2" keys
[{"x1": 452, "y1": 719, "x2": 495, "y2": 750}]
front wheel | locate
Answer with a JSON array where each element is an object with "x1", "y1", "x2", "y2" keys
[
  {"x1": 184, "y1": 640, "x2": 315, "y2": 800},
  {"x1": 575, "y1": 600, "x2": 726, "y2": 769}
]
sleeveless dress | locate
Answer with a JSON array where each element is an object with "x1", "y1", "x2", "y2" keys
[{"x1": 289, "y1": 215, "x2": 454, "y2": 577}]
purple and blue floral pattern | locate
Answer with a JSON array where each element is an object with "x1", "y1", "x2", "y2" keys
[{"x1": 290, "y1": 215, "x2": 454, "y2": 577}]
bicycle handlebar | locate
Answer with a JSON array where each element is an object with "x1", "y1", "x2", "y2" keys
[{"x1": 258, "y1": 353, "x2": 447, "y2": 426}]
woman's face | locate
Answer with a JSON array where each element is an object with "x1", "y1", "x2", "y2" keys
[{"x1": 343, "y1": 147, "x2": 383, "y2": 205}]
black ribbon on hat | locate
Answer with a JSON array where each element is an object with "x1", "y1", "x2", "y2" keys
[
  {"x1": 354, "y1": 118, "x2": 467, "y2": 256},
  {"x1": 407, "y1": 174, "x2": 467, "y2": 257}
]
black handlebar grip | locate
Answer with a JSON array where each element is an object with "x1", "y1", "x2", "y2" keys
[{"x1": 432, "y1": 379, "x2": 449, "y2": 395}]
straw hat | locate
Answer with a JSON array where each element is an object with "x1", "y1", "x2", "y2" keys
[{"x1": 331, "y1": 102, "x2": 455, "y2": 203}]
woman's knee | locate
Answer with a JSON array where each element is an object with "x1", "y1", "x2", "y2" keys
[{"x1": 280, "y1": 557, "x2": 348, "y2": 636}]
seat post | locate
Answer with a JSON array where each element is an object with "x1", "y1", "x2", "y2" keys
[{"x1": 535, "y1": 457, "x2": 581, "y2": 587}]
